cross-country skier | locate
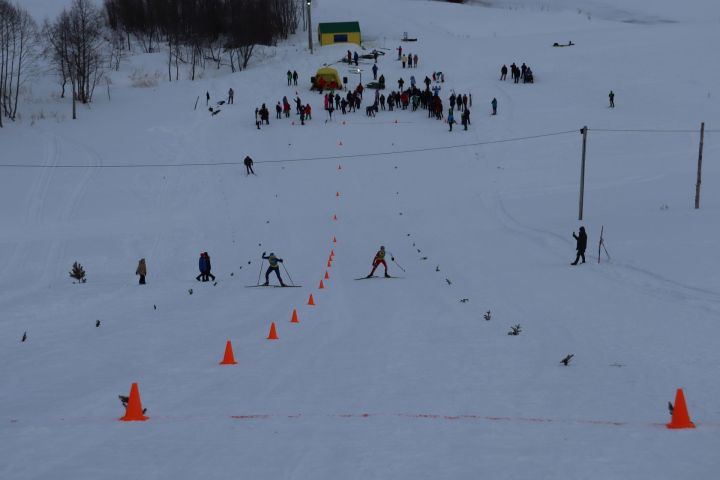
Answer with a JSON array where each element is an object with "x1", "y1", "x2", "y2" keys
[
  {"x1": 366, "y1": 246, "x2": 391, "y2": 278},
  {"x1": 244, "y1": 156, "x2": 255, "y2": 175},
  {"x1": 262, "y1": 252, "x2": 286, "y2": 286},
  {"x1": 571, "y1": 227, "x2": 587, "y2": 265}
]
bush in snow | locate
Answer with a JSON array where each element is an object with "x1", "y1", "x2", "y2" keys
[
  {"x1": 507, "y1": 324, "x2": 521, "y2": 336},
  {"x1": 69, "y1": 261, "x2": 87, "y2": 283},
  {"x1": 129, "y1": 68, "x2": 161, "y2": 88}
]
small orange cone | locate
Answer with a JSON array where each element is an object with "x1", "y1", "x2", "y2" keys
[
  {"x1": 267, "y1": 322, "x2": 279, "y2": 340},
  {"x1": 327, "y1": 261, "x2": 332, "y2": 268},
  {"x1": 324, "y1": 271, "x2": 329, "y2": 279},
  {"x1": 333, "y1": 214, "x2": 337, "y2": 220},
  {"x1": 219, "y1": 340, "x2": 238, "y2": 365},
  {"x1": 290, "y1": 309, "x2": 299, "y2": 323},
  {"x1": 336, "y1": 191, "x2": 340, "y2": 197},
  {"x1": 331, "y1": 249, "x2": 335, "y2": 256},
  {"x1": 119, "y1": 383, "x2": 149, "y2": 421},
  {"x1": 667, "y1": 389, "x2": 696, "y2": 429},
  {"x1": 333, "y1": 236, "x2": 337, "y2": 243},
  {"x1": 307, "y1": 294, "x2": 316, "y2": 306},
  {"x1": 319, "y1": 279, "x2": 325, "y2": 289}
]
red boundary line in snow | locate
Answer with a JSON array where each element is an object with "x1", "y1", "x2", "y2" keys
[{"x1": 8, "y1": 414, "x2": 719, "y2": 428}]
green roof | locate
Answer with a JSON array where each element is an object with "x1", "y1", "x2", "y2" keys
[{"x1": 318, "y1": 22, "x2": 360, "y2": 34}]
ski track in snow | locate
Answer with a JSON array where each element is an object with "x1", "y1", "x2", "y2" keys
[{"x1": 485, "y1": 191, "x2": 720, "y2": 314}]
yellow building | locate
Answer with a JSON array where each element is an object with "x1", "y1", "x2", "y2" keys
[{"x1": 318, "y1": 22, "x2": 361, "y2": 46}]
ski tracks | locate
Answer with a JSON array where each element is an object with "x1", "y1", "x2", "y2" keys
[{"x1": 481, "y1": 191, "x2": 720, "y2": 315}]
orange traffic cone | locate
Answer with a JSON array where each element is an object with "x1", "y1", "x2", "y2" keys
[
  {"x1": 119, "y1": 383, "x2": 149, "y2": 421},
  {"x1": 267, "y1": 322, "x2": 279, "y2": 340},
  {"x1": 319, "y1": 279, "x2": 325, "y2": 289},
  {"x1": 333, "y1": 214, "x2": 337, "y2": 221},
  {"x1": 219, "y1": 340, "x2": 238, "y2": 365},
  {"x1": 290, "y1": 309, "x2": 299, "y2": 324},
  {"x1": 324, "y1": 271, "x2": 329, "y2": 280},
  {"x1": 336, "y1": 191, "x2": 340, "y2": 197},
  {"x1": 333, "y1": 236, "x2": 337, "y2": 243},
  {"x1": 307, "y1": 294, "x2": 316, "y2": 306},
  {"x1": 327, "y1": 260, "x2": 332, "y2": 268},
  {"x1": 667, "y1": 389, "x2": 696, "y2": 429}
]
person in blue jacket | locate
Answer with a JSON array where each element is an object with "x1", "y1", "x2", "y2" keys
[{"x1": 196, "y1": 252, "x2": 216, "y2": 282}]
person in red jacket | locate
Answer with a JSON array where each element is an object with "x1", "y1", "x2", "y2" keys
[
  {"x1": 366, "y1": 246, "x2": 391, "y2": 278},
  {"x1": 305, "y1": 103, "x2": 312, "y2": 120}
]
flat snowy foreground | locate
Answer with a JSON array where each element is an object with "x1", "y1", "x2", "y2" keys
[{"x1": 1, "y1": 0, "x2": 719, "y2": 478}]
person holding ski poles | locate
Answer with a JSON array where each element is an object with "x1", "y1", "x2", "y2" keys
[
  {"x1": 261, "y1": 252, "x2": 286, "y2": 286},
  {"x1": 366, "y1": 246, "x2": 391, "y2": 278},
  {"x1": 196, "y1": 252, "x2": 216, "y2": 282}
]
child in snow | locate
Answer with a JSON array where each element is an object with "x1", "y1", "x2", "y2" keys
[{"x1": 136, "y1": 258, "x2": 147, "y2": 285}]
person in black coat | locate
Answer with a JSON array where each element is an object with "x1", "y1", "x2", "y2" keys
[
  {"x1": 571, "y1": 226, "x2": 587, "y2": 265},
  {"x1": 244, "y1": 156, "x2": 255, "y2": 175}
]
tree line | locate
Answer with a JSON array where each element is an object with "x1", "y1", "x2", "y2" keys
[
  {"x1": 104, "y1": 0, "x2": 301, "y2": 79},
  {"x1": 0, "y1": 0, "x2": 302, "y2": 126}
]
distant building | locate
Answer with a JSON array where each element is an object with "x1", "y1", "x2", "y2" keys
[{"x1": 318, "y1": 22, "x2": 361, "y2": 46}]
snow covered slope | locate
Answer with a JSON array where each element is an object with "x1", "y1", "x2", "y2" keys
[{"x1": 2, "y1": 0, "x2": 720, "y2": 478}]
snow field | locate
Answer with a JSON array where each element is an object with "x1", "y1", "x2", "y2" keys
[{"x1": 2, "y1": 0, "x2": 720, "y2": 478}]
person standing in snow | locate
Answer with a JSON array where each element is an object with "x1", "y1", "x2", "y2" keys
[
  {"x1": 372, "y1": 63, "x2": 378, "y2": 80},
  {"x1": 353, "y1": 51, "x2": 359, "y2": 66},
  {"x1": 206, "y1": 91, "x2": 210, "y2": 105},
  {"x1": 462, "y1": 109, "x2": 470, "y2": 130},
  {"x1": 293, "y1": 70, "x2": 298, "y2": 86},
  {"x1": 228, "y1": 88, "x2": 234, "y2": 104},
  {"x1": 196, "y1": 252, "x2": 216, "y2": 282},
  {"x1": 244, "y1": 156, "x2": 255, "y2": 175},
  {"x1": 276, "y1": 102, "x2": 282, "y2": 119},
  {"x1": 609, "y1": 90, "x2": 615, "y2": 108},
  {"x1": 397, "y1": 45, "x2": 402, "y2": 60},
  {"x1": 262, "y1": 252, "x2": 286, "y2": 286},
  {"x1": 136, "y1": 258, "x2": 147, "y2": 285},
  {"x1": 501, "y1": 65, "x2": 508, "y2": 80},
  {"x1": 287, "y1": 70, "x2": 292, "y2": 86},
  {"x1": 401, "y1": 54, "x2": 407, "y2": 68},
  {"x1": 491, "y1": 97, "x2": 497, "y2": 115},
  {"x1": 571, "y1": 227, "x2": 587, "y2": 265},
  {"x1": 305, "y1": 103, "x2": 312, "y2": 120},
  {"x1": 366, "y1": 246, "x2": 391, "y2": 278},
  {"x1": 413, "y1": 54, "x2": 418, "y2": 68},
  {"x1": 408, "y1": 53, "x2": 413, "y2": 68},
  {"x1": 448, "y1": 108, "x2": 455, "y2": 131}
]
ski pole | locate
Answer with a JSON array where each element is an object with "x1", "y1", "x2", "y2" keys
[
  {"x1": 281, "y1": 262, "x2": 295, "y2": 286},
  {"x1": 256, "y1": 258, "x2": 265, "y2": 286},
  {"x1": 389, "y1": 252, "x2": 406, "y2": 272}
]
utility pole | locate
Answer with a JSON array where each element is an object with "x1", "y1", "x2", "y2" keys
[
  {"x1": 307, "y1": 0, "x2": 313, "y2": 54},
  {"x1": 695, "y1": 122, "x2": 705, "y2": 209},
  {"x1": 578, "y1": 126, "x2": 588, "y2": 220}
]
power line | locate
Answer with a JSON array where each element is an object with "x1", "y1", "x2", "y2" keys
[
  {"x1": 0, "y1": 129, "x2": 578, "y2": 169},
  {"x1": 591, "y1": 128, "x2": 720, "y2": 134}
]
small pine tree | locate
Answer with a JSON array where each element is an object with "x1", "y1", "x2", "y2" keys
[
  {"x1": 507, "y1": 324, "x2": 522, "y2": 336},
  {"x1": 69, "y1": 261, "x2": 87, "y2": 283}
]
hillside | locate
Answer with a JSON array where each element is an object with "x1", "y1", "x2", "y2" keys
[{"x1": 1, "y1": 1, "x2": 720, "y2": 478}]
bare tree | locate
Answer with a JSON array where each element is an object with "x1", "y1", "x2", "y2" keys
[
  {"x1": 0, "y1": 1, "x2": 40, "y2": 126},
  {"x1": 45, "y1": 0, "x2": 106, "y2": 119}
]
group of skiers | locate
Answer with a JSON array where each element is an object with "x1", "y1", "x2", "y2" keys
[
  {"x1": 133, "y1": 230, "x2": 586, "y2": 287},
  {"x1": 500, "y1": 63, "x2": 534, "y2": 84}
]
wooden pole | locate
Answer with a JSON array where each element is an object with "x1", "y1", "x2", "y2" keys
[
  {"x1": 695, "y1": 122, "x2": 705, "y2": 209},
  {"x1": 579, "y1": 126, "x2": 588, "y2": 220}
]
